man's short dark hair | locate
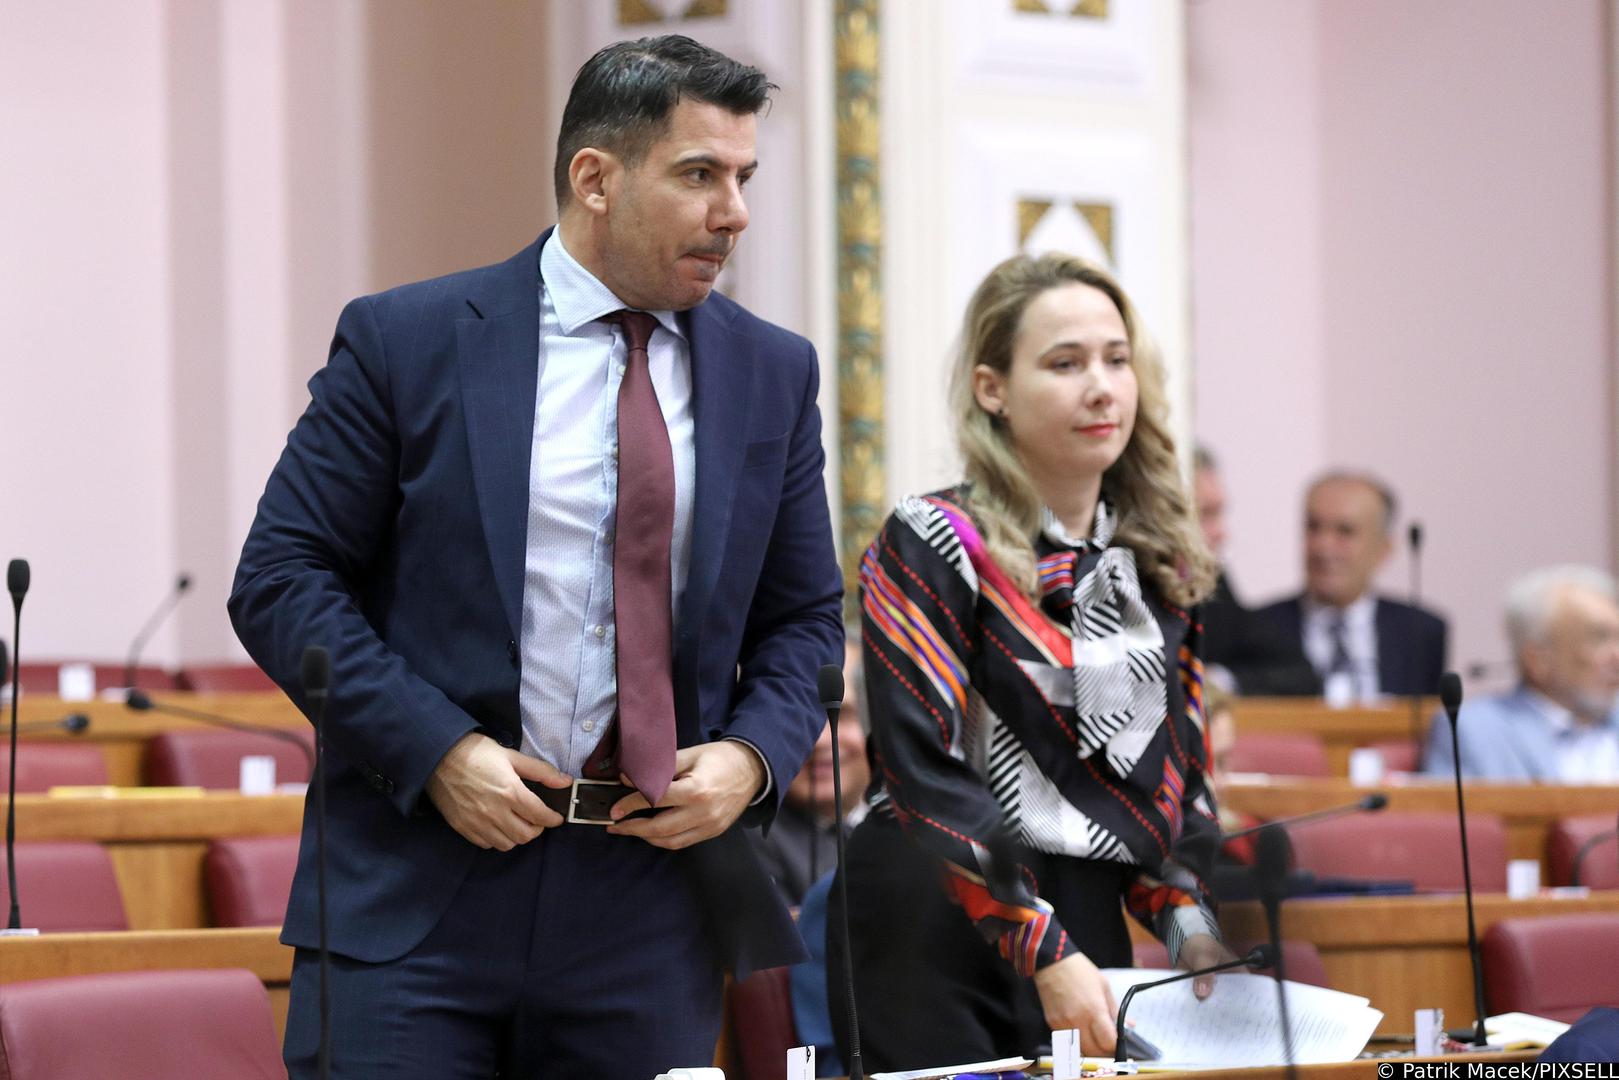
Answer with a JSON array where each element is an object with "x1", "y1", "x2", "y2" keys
[{"x1": 554, "y1": 35, "x2": 775, "y2": 206}]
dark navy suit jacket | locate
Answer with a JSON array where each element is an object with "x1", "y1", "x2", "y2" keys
[
  {"x1": 229, "y1": 232, "x2": 843, "y2": 975},
  {"x1": 1253, "y1": 594, "x2": 1448, "y2": 698}
]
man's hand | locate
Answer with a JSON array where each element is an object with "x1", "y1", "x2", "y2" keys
[
  {"x1": 425, "y1": 732, "x2": 569, "y2": 850},
  {"x1": 1178, "y1": 932, "x2": 1237, "y2": 1000},
  {"x1": 1033, "y1": 951, "x2": 1119, "y2": 1055},
  {"x1": 605, "y1": 741, "x2": 766, "y2": 850}
]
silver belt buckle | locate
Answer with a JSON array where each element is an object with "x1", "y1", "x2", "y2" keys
[{"x1": 566, "y1": 777, "x2": 618, "y2": 825}]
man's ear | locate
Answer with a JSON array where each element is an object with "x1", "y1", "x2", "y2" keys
[
  {"x1": 972, "y1": 364, "x2": 1006, "y2": 419},
  {"x1": 568, "y1": 148, "x2": 616, "y2": 215}
]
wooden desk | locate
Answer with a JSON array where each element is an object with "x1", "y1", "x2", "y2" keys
[
  {"x1": 14, "y1": 692, "x2": 304, "y2": 785},
  {"x1": 1234, "y1": 699, "x2": 1442, "y2": 777},
  {"x1": 1219, "y1": 890, "x2": 1619, "y2": 1035},
  {"x1": 0, "y1": 927, "x2": 293, "y2": 1035},
  {"x1": 1221, "y1": 778, "x2": 1619, "y2": 864},
  {"x1": 1171, "y1": 1054, "x2": 1535, "y2": 1080},
  {"x1": 16, "y1": 792, "x2": 303, "y2": 929}
]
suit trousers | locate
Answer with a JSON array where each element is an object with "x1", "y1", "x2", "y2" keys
[
  {"x1": 830, "y1": 813, "x2": 1134, "y2": 1073},
  {"x1": 283, "y1": 821, "x2": 723, "y2": 1079}
]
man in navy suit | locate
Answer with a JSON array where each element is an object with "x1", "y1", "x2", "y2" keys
[
  {"x1": 229, "y1": 36, "x2": 842, "y2": 1079},
  {"x1": 1424, "y1": 565, "x2": 1619, "y2": 781},
  {"x1": 1255, "y1": 471, "x2": 1447, "y2": 699}
]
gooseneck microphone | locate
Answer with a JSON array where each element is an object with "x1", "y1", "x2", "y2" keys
[
  {"x1": 7, "y1": 559, "x2": 32, "y2": 931},
  {"x1": 125, "y1": 689, "x2": 314, "y2": 773},
  {"x1": 123, "y1": 573, "x2": 192, "y2": 690},
  {"x1": 1570, "y1": 824, "x2": 1618, "y2": 888},
  {"x1": 1255, "y1": 825, "x2": 1298, "y2": 1076},
  {"x1": 1441, "y1": 671, "x2": 1489, "y2": 1047},
  {"x1": 1114, "y1": 944, "x2": 1274, "y2": 1062},
  {"x1": 1406, "y1": 524, "x2": 1426, "y2": 754},
  {"x1": 18, "y1": 713, "x2": 91, "y2": 736},
  {"x1": 1222, "y1": 793, "x2": 1388, "y2": 842},
  {"x1": 820, "y1": 663, "x2": 862, "y2": 1080},
  {"x1": 301, "y1": 645, "x2": 333, "y2": 1080}
]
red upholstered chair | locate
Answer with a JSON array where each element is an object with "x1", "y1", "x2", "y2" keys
[
  {"x1": 1546, "y1": 815, "x2": 1619, "y2": 889},
  {"x1": 146, "y1": 728, "x2": 313, "y2": 789},
  {"x1": 16, "y1": 662, "x2": 177, "y2": 694},
  {"x1": 177, "y1": 663, "x2": 278, "y2": 692},
  {"x1": 0, "y1": 842, "x2": 126, "y2": 931},
  {"x1": 1224, "y1": 734, "x2": 1330, "y2": 777},
  {"x1": 206, "y1": 836, "x2": 299, "y2": 927},
  {"x1": 1483, "y1": 914, "x2": 1619, "y2": 1023},
  {"x1": 1132, "y1": 939, "x2": 1330, "y2": 988},
  {"x1": 727, "y1": 965, "x2": 798, "y2": 1080},
  {"x1": 1287, "y1": 811, "x2": 1508, "y2": 892},
  {"x1": 0, "y1": 744, "x2": 109, "y2": 793},
  {"x1": 1367, "y1": 739, "x2": 1421, "y2": 774},
  {"x1": 0, "y1": 968, "x2": 285, "y2": 1080}
]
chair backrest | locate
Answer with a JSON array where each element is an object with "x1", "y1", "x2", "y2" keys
[
  {"x1": 0, "y1": 968, "x2": 285, "y2": 1080},
  {"x1": 727, "y1": 965, "x2": 797, "y2": 1080},
  {"x1": 0, "y1": 841, "x2": 126, "y2": 932},
  {"x1": 1287, "y1": 811, "x2": 1508, "y2": 892},
  {"x1": 146, "y1": 728, "x2": 313, "y2": 789},
  {"x1": 1367, "y1": 739, "x2": 1421, "y2": 774},
  {"x1": 16, "y1": 662, "x2": 177, "y2": 694},
  {"x1": 1483, "y1": 914, "x2": 1619, "y2": 1023},
  {"x1": 1546, "y1": 815, "x2": 1619, "y2": 889},
  {"x1": 1224, "y1": 734, "x2": 1330, "y2": 777},
  {"x1": 0, "y1": 743, "x2": 109, "y2": 793},
  {"x1": 177, "y1": 664, "x2": 278, "y2": 692},
  {"x1": 206, "y1": 836, "x2": 299, "y2": 927},
  {"x1": 1131, "y1": 939, "x2": 1330, "y2": 988}
]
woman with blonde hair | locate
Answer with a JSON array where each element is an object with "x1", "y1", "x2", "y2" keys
[{"x1": 832, "y1": 252, "x2": 1228, "y2": 1067}]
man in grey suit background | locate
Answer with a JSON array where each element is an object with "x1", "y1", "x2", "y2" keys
[{"x1": 1425, "y1": 565, "x2": 1619, "y2": 781}]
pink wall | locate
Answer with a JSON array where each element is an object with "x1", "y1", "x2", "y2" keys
[{"x1": 1191, "y1": 0, "x2": 1615, "y2": 682}]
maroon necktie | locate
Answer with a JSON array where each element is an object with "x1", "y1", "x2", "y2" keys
[{"x1": 605, "y1": 310, "x2": 677, "y2": 803}]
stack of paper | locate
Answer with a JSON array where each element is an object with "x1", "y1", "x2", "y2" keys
[{"x1": 1102, "y1": 969, "x2": 1384, "y2": 1067}]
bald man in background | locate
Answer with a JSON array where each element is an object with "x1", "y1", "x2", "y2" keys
[{"x1": 1255, "y1": 472, "x2": 1447, "y2": 700}]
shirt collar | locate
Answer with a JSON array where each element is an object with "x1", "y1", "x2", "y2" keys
[
  {"x1": 1302, "y1": 592, "x2": 1376, "y2": 630},
  {"x1": 1520, "y1": 685, "x2": 1619, "y2": 735},
  {"x1": 1040, "y1": 500, "x2": 1114, "y2": 552},
  {"x1": 540, "y1": 231, "x2": 683, "y2": 341}
]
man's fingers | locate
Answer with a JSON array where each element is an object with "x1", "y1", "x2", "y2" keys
[
  {"x1": 609, "y1": 790, "x2": 653, "y2": 819},
  {"x1": 506, "y1": 750, "x2": 571, "y2": 788},
  {"x1": 1089, "y1": 1013, "x2": 1117, "y2": 1055},
  {"x1": 1193, "y1": 974, "x2": 1215, "y2": 1000}
]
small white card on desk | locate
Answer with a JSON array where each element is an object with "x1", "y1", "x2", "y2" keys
[
  {"x1": 239, "y1": 755, "x2": 277, "y2": 796},
  {"x1": 787, "y1": 1044, "x2": 815, "y2": 1080},
  {"x1": 1415, "y1": 1008, "x2": 1445, "y2": 1056},
  {"x1": 57, "y1": 662, "x2": 94, "y2": 702},
  {"x1": 1051, "y1": 1028, "x2": 1081, "y2": 1080}
]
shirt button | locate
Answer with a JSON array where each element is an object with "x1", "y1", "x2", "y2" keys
[
  {"x1": 604, "y1": 529, "x2": 614, "y2": 545},
  {"x1": 582, "y1": 719, "x2": 596, "y2": 733},
  {"x1": 611, "y1": 445, "x2": 619, "y2": 461},
  {"x1": 593, "y1": 624, "x2": 606, "y2": 639}
]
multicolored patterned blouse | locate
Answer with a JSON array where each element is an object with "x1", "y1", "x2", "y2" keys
[{"x1": 859, "y1": 487, "x2": 1222, "y2": 977}]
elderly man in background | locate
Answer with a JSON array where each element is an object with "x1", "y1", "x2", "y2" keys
[
  {"x1": 1256, "y1": 471, "x2": 1447, "y2": 700},
  {"x1": 1425, "y1": 566, "x2": 1619, "y2": 781}
]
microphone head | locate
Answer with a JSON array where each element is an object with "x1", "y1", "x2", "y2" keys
[
  {"x1": 7, "y1": 559, "x2": 30, "y2": 602},
  {"x1": 817, "y1": 663, "x2": 844, "y2": 709},
  {"x1": 125, "y1": 688, "x2": 153, "y2": 711},
  {"x1": 1407, "y1": 522, "x2": 1423, "y2": 551},
  {"x1": 1439, "y1": 671, "x2": 1464, "y2": 718},
  {"x1": 62, "y1": 713, "x2": 90, "y2": 734},
  {"x1": 301, "y1": 645, "x2": 331, "y2": 696},
  {"x1": 1244, "y1": 943, "x2": 1277, "y2": 969},
  {"x1": 1254, "y1": 824, "x2": 1293, "y2": 892},
  {"x1": 176, "y1": 573, "x2": 193, "y2": 593},
  {"x1": 1359, "y1": 792, "x2": 1389, "y2": 812}
]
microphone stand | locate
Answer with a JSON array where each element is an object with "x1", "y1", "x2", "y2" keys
[
  {"x1": 125, "y1": 690, "x2": 314, "y2": 774},
  {"x1": 123, "y1": 573, "x2": 191, "y2": 690},
  {"x1": 1114, "y1": 946, "x2": 1272, "y2": 1063},
  {"x1": 1569, "y1": 828, "x2": 1618, "y2": 887},
  {"x1": 301, "y1": 646, "x2": 332, "y2": 1080},
  {"x1": 1255, "y1": 825, "x2": 1298, "y2": 1079},
  {"x1": 1407, "y1": 524, "x2": 1425, "y2": 758},
  {"x1": 822, "y1": 664, "x2": 862, "y2": 1080},
  {"x1": 6, "y1": 559, "x2": 31, "y2": 932},
  {"x1": 1441, "y1": 673, "x2": 1490, "y2": 1047}
]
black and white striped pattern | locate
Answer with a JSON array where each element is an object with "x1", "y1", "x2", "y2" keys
[{"x1": 896, "y1": 495, "x2": 977, "y2": 590}]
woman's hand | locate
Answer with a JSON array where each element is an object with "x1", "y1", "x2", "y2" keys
[
  {"x1": 1033, "y1": 952, "x2": 1119, "y2": 1055},
  {"x1": 1178, "y1": 932, "x2": 1237, "y2": 999}
]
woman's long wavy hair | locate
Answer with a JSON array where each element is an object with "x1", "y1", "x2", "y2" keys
[{"x1": 948, "y1": 252, "x2": 1217, "y2": 609}]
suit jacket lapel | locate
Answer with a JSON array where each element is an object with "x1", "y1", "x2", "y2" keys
[
  {"x1": 673, "y1": 298, "x2": 753, "y2": 731},
  {"x1": 458, "y1": 237, "x2": 544, "y2": 641},
  {"x1": 1375, "y1": 599, "x2": 1401, "y2": 692}
]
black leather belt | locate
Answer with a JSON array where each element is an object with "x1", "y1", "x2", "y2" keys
[{"x1": 526, "y1": 778, "x2": 662, "y2": 825}]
